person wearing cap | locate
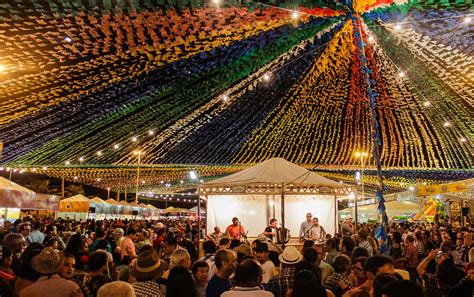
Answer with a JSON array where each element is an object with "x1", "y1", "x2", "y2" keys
[
  {"x1": 341, "y1": 216, "x2": 354, "y2": 237},
  {"x1": 207, "y1": 249, "x2": 237, "y2": 297},
  {"x1": 113, "y1": 228, "x2": 124, "y2": 264},
  {"x1": 299, "y1": 213, "x2": 314, "y2": 243},
  {"x1": 131, "y1": 250, "x2": 168, "y2": 297},
  {"x1": 255, "y1": 242, "x2": 276, "y2": 285},
  {"x1": 225, "y1": 217, "x2": 246, "y2": 241},
  {"x1": 19, "y1": 247, "x2": 83, "y2": 297},
  {"x1": 266, "y1": 245, "x2": 303, "y2": 297}
]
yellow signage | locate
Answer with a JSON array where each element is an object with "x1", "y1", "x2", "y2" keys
[{"x1": 417, "y1": 182, "x2": 467, "y2": 196}]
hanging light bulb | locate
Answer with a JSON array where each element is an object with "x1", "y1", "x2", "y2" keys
[
  {"x1": 148, "y1": 130, "x2": 155, "y2": 136},
  {"x1": 113, "y1": 144, "x2": 120, "y2": 149},
  {"x1": 96, "y1": 151, "x2": 102, "y2": 156},
  {"x1": 394, "y1": 24, "x2": 402, "y2": 31},
  {"x1": 460, "y1": 137, "x2": 467, "y2": 143},
  {"x1": 463, "y1": 16, "x2": 471, "y2": 24},
  {"x1": 65, "y1": 161, "x2": 70, "y2": 165},
  {"x1": 131, "y1": 136, "x2": 138, "y2": 142},
  {"x1": 367, "y1": 36, "x2": 374, "y2": 43},
  {"x1": 222, "y1": 95, "x2": 229, "y2": 101},
  {"x1": 443, "y1": 121, "x2": 451, "y2": 128},
  {"x1": 263, "y1": 73, "x2": 271, "y2": 81},
  {"x1": 78, "y1": 157, "x2": 84, "y2": 162},
  {"x1": 292, "y1": 11, "x2": 299, "y2": 19},
  {"x1": 423, "y1": 101, "x2": 431, "y2": 107},
  {"x1": 399, "y1": 71, "x2": 405, "y2": 78}
]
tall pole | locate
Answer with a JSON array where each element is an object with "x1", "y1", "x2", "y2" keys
[
  {"x1": 361, "y1": 156, "x2": 365, "y2": 203},
  {"x1": 197, "y1": 196, "x2": 201, "y2": 257},
  {"x1": 280, "y1": 182, "x2": 285, "y2": 247},
  {"x1": 135, "y1": 151, "x2": 141, "y2": 203},
  {"x1": 354, "y1": 185, "x2": 358, "y2": 232},
  {"x1": 61, "y1": 175, "x2": 65, "y2": 198}
]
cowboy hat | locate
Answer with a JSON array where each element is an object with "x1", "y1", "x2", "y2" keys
[
  {"x1": 31, "y1": 247, "x2": 64, "y2": 275},
  {"x1": 278, "y1": 246, "x2": 303, "y2": 265},
  {"x1": 131, "y1": 250, "x2": 168, "y2": 280}
]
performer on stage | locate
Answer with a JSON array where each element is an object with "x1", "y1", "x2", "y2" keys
[
  {"x1": 299, "y1": 212, "x2": 314, "y2": 242},
  {"x1": 307, "y1": 217, "x2": 326, "y2": 242},
  {"x1": 225, "y1": 217, "x2": 246, "y2": 240},
  {"x1": 264, "y1": 219, "x2": 278, "y2": 242},
  {"x1": 206, "y1": 226, "x2": 223, "y2": 242}
]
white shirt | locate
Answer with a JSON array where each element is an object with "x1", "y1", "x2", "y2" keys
[
  {"x1": 261, "y1": 260, "x2": 276, "y2": 284},
  {"x1": 307, "y1": 225, "x2": 324, "y2": 241},
  {"x1": 221, "y1": 287, "x2": 274, "y2": 297}
]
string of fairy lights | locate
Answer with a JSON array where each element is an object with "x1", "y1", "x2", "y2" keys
[{"x1": 1, "y1": 2, "x2": 472, "y2": 202}]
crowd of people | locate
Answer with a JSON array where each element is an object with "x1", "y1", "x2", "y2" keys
[{"x1": 0, "y1": 215, "x2": 471, "y2": 297}]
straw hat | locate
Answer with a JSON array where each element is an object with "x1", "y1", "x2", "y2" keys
[
  {"x1": 31, "y1": 247, "x2": 64, "y2": 275},
  {"x1": 233, "y1": 244, "x2": 251, "y2": 256},
  {"x1": 132, "y1": 250, "x2": 168, "y2": 280},
  {"x1": 257, "y1": 233, "x2": 268, "y2": 242},
  {"x1": 278, "y1": 246, "x2": 303, "y2": 265}
]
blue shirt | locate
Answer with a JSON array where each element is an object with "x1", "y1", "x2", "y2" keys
[{"x1": 206, "y1": 274, "x2": 231, "y2": 297}]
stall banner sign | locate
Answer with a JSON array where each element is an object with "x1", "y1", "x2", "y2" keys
[{"x1": 417, "y1": 182, "x2": 467, "y2": 196}]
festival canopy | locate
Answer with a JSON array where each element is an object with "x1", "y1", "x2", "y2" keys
[{"x1": 0, "y1": 0, "x2": 472, "y2": 198}]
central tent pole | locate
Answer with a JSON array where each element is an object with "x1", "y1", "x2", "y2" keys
[{"x1": 281, "y1": 182, "x2": 285, "y2": 247}]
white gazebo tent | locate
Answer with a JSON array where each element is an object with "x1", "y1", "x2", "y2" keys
[{"x1": 198, "y1": 158, "x2": 350, "y2": 238}]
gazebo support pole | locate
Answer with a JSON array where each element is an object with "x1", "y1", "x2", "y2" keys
[
  {"x1": 281, "y1": 183, "x2": 285, "y2": 247},
  {"x1": 197, "y1": 195, "x2": 201, "y2": 257}
]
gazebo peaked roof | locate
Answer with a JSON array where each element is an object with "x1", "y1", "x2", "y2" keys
[{"x1": 199, "y1": 158, "x2": 350, "y2": 195}]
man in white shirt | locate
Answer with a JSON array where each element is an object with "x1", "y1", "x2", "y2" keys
[
  {"x1": 299, "y1": 212, "x2": 314, "y2": 242},
  {"x1": 254, "y1": 242, "x2": 276, "y2": 285},
  {"x1": 221, "y1": 258, "x2": 273, "y2": 297},
  {"x1": 307, "y1": 217, "x2": 326, "y2": 242}
]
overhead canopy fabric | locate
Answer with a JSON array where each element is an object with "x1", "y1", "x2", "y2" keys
[{"x1": 199, "y1": 158, "x2": 350, "y2": 195}]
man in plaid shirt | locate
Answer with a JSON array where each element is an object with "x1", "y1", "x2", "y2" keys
[
  {"x1": 266, "y1": 246, "x2": 303, "y2": 297},
  {"x1": 324, "y1": 254, "x2": 355, "y2": 297}
]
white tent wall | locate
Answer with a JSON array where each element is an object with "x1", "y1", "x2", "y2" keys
[
  {"x1": 206, "y1": 194, "x2": 335, "y2": 237},
  {"x1": 284, "y1": 196, "x2": 335, "y2": 238},
  {"x1": 207, "y1": 195, "x2": 268, "y2": 237}
]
